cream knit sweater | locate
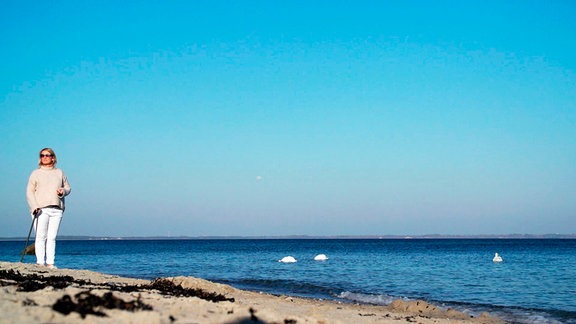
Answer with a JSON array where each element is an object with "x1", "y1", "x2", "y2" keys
[{"x1": 26, "y1": 167, "x2": 71, "y2": 213}]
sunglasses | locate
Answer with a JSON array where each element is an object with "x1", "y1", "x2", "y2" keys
[{"x1": 40, "y1": 154, "x2": 53, "y2": 158}]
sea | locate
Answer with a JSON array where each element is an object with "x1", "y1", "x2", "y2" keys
[{"x1": 1, "y1": 238, "x2": 575, "y2": 323}]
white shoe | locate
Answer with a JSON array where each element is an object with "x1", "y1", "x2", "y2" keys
[{"x1": 46, "y1": 264, "x2": 58, "y2": 269}]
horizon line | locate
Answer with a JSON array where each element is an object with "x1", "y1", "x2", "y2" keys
[{"x1": 2, "y1": 233, "x2": 576, "y2": 241}]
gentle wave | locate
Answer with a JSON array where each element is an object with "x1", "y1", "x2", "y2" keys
[
  {"x1": 218, "y1": 278, "x2": 340, "y2": 299},
  {"x1": 338, "y1": 291, "x2": 574, "y2": 324},
  {"x1": 337, "y1": 291, "x2": 397, "y2": 305},
  {"x1": 216, "y1": 278, "x2": 576, "y2": 324}
]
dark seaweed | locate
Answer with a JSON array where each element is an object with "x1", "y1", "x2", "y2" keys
[
  {"x1": 52, "y1": 294, "x2": 107, "y2": 318},
  {"x1": 148, "y1": 278, "x2": 235, "y2": 302},
  {"x1": 0, "y1": 268, "x2": 234, "y2": 318},
  {"x1": 0, "y1": 269, "x2": 233, "y2": 302},
  {"x1": 52, "y1": 291, "x2": 153, "y2": 318}
]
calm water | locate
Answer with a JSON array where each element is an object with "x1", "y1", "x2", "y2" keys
[{"x1": 1, "y1": 238, "x2": 575, "y2": 323}]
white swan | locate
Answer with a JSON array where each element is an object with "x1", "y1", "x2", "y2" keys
[
  {"x1": 279, "y1": 256, "x2": 297, "y2": 263},
  {"x1": 493, "y1": 253, "x2": 503, "y2": 262},
  {"x1": 314, "y1": 254, "x2": 328, "y2": 261}
]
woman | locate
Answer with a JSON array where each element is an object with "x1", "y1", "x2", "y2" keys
[{"x1": 26, "y1": 148, "x2": 71, "y2": 269}]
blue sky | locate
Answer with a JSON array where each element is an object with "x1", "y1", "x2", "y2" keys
[{"x1": 1, "y1": 1, "x2": 575, "y2": 237}]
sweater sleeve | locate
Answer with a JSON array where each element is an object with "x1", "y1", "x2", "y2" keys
[
  {"x1": 60, "y1": 171, "x2": 71, "y2": 197},
  {"x1": 26, "y1": 171, "x2": 39, "y2": 213}
]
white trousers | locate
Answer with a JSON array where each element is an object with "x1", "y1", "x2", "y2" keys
[{"x1": 34, "y1": 207, "x2": 63, "y2": 265}]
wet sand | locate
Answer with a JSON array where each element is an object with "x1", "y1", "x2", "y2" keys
[{"x1": 0, "y1": 261, "x2": 504, "y2": 323}]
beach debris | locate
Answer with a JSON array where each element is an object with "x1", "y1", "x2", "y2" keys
[
  {"x1": 313, "y1": 254, "x2": 328, "y2": 261},
  {"x1": 0, "y1": 269, "x2": 72, "y2": 292},
  {"x1": 22, "y1": 298, "x2": 37, "y2": 306},
  {"x1": 0, "y1": 269, "x2": 234, "y2": 303},
  {"x1": 249, "y1": 307, "x2": 259, "y2": 321},
  {"x1": 52, "y1": 291, "x2": 153, "y2": 318},
  {"x1": 493, "y1": 253, "x2": 503, "y2": 262},
  {"x1": 388, "y1": 299, "x2": 472, "y2": 320},
  {"x1": 148, "y1": 278, "x2": 234, "y2": 302},
  {"x1": 228, "y1": 307, "x2": 267, "y2": 323},
  {"x1": 243, "y1": 307, "x2": 296, "y2": 323},
  {"x1": 52, "y1": 294, "x2": 105, "y2": 318},
  {"x1": 278, "y1": 256, "x2": 297, "y2": 263},
  {"x1": 18, "y1": 279, "x2": 48, "y2": 292}
]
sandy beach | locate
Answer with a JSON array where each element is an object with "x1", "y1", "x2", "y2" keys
[{"x1": 0, "y1": 261, "x2": 504, "y2": 323}]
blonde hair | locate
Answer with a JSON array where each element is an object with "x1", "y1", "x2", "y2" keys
[{"x1": 38, "y1": 148, "x2": 57, "y2": 167}]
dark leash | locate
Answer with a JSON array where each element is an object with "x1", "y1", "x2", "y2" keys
[{"x1": 20, "y1": 210, "x2": 40, "y2": 262}]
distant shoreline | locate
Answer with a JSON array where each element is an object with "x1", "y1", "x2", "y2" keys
[{"x1": 2, "y1": 234, "x2": 575, "y2": 241}]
